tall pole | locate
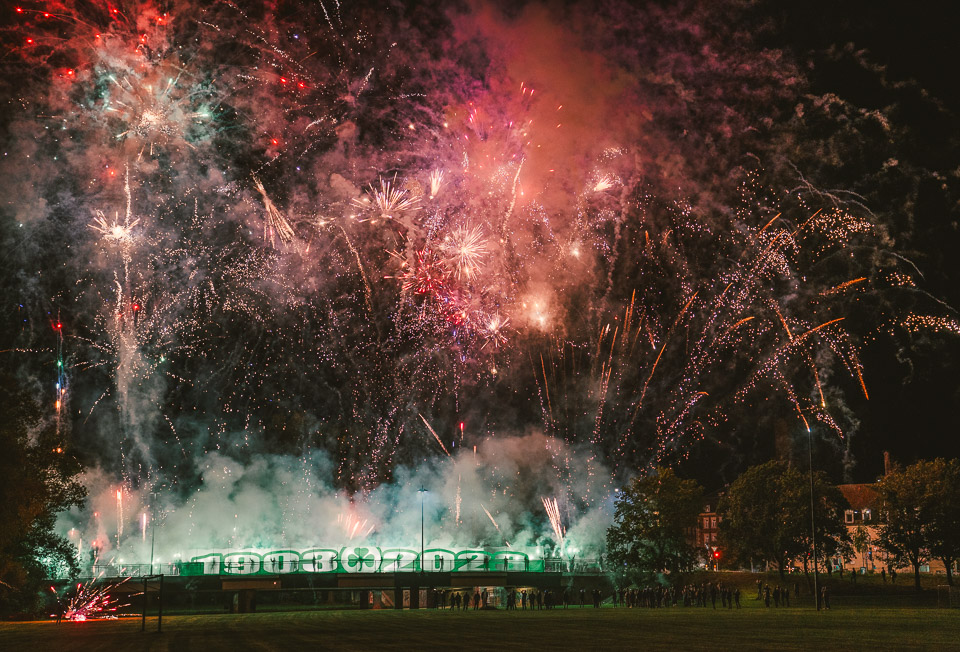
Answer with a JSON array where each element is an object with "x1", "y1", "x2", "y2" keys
[
  {"x1": 418, "y1": 485, "x2": 426, "y2": 575},
  {"x1": 808, "y1": 426, "x2": 820, "y2": 611},
  {"x1": 149, "y1": 490, "x2": 159, "y2": 575},
  {"x1": 157, "y1": 574, "x2": 163, "y2": 633}
]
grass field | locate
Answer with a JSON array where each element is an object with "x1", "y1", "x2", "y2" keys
[{"x1": 2, "y1": 605, "x2": 959, "y2": 651}]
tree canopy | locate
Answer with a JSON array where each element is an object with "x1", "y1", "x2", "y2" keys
[
  {"x1": 0, "y1": 374, "x2": 86, "y2": 617},
  {"x1": 717, "y1": 460, "x2": 850, "y2": 579},
  {"x1": 877, "y1": 458, "x2": 960, "y2": 589},
  {"x1": 606, "y1": 467, "x2": 704, "y2": 582}
]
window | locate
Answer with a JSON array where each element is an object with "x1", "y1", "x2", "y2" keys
[
  {"x1": 710, "y1": 517, "x2": 717, "y2": 529},
  {"x1": 863, "y1": 509, "x2": 872, "y2": 522},
  {"x1": 844, "y1": 510, "x2": 855, "y2": 524}
]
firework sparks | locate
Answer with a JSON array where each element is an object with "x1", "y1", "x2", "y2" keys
[
  {"x1": 352, "y1": 177, "x2": 421, "y2": 222},
  {"x1": 336, "y1": 512, "x2": 375, "y2": 540},
  {"x1": 90, "y1": 211, "x2": 140, "y2": 244},
  {"x1": 62, "y1": 577, "x2": 131, "y2": 621},
  {"x1": 428, "y1": 169, "x2": 445, "y2": 199},
  {"x1": 592, "y1": 174, "x2": 616, "y2": 192},
  {"x1": 542, "y1": 496, "x2": 565, "y2": 549},
  {"x1": 116, "y1": 489, "x2": 123, "y2": 546},
  {"x1": 480, "y1": 503, "x2": 509, "y2": 546},
  {"x1": 254, "y1": 177, "x2": 297, "y2": 248},
  {"x1": 902, "y1": 314, "x2": 960, "y2": 335},
  {"x1": 442, "y1": 226, "x2": 488, "y2": 280}
]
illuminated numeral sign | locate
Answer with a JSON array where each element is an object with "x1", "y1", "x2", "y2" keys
[{"x1": 189, "y1": 547, "x2": 533, "y2": 575}]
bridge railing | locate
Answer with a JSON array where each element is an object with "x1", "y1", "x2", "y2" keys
[
  {"x1": 66, "y1": 558, "x2": 608, "y2": 579},
  {"x1": 87, "y1": 563, "x2": 184, "y2": 578}
]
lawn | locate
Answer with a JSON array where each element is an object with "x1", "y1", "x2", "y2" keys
[{"x1": 1, "y1": 605, "x2": 958, "y2": 651}]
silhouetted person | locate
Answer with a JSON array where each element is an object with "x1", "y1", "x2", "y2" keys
[
  {"x1": 521, "y1": 590, "x2": 527, "y2": 610},
  {"x1": 474, "y1": 591, "x2": 481, "y2": 610},
  {"x1": 881, "y1": 568, "x2": 886, "y2": 583},
  {"x1": 734, "y1": 588, "x2": 741, "y2": 608}
]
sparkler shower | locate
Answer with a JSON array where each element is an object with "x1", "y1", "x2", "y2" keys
[{"x1": 2, "y1": 1, "x2": 955, "y2": 565}]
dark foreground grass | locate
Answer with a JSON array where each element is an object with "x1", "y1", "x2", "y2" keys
[{"x1": 2, "y1": 606, "x2": 959, "y2": 652}]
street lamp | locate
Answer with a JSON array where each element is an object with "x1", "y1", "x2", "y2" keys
[
  {"x1": 418, "y1": 485, "x2": 427, "y2": 575},
  {"x1": 149, "y1": 490, "x2": 160, "y2": 575},
  {"x1": 807, "y1": 426, "x2": 820, "y2": 611}
]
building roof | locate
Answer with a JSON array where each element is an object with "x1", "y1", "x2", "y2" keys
[{"x1": 837, "y1": 483, "x2": 879, "y2": 511}]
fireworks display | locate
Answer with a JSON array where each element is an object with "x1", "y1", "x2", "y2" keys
[
  {"x1": 1, "y1": 1, "x2": 956, "y2": 564},
  {"x1": 55, "y1": 576, "x2": 130, "y2": 621}
]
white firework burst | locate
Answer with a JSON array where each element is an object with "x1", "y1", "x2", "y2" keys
[
  {"x1": 428, "y1": 169, "x2": 445, "y2": 199},
  {"x1": 90, "y1": 210, "x2": 140, "y2": 245},
  {"x1": 592, "y1": 174, "x2": 617, "y2": 193},
  {"x1": 484, "y1": 312, "x2": 509, "y2": 346},
  {"x1": 352, "y1": 178, "x2": 421, "y2": 222},
  {"x1": 442, "y1": 225, "x2": 488, "y2": 280}
]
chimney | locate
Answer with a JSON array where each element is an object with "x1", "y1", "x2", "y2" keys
[{"x1": 883, "y1": 451, "x2": 892, "y2": 476}]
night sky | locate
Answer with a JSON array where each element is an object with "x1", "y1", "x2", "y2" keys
[{"x1": 0, "y1": 0, "x2": 957, "y2": 554}]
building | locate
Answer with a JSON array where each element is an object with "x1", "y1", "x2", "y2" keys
[
  {"x1": 836, "y1": 482, "x2": 949, "y2": 576},
  {"x1": 836, "y1": 483, "x2": 883, "y2": 572},
  {"x1": 684, "y1": 496, "x2": 721, "y2": 568}
]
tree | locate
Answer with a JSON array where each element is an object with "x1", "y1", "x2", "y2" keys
[
  {"x1": 606, "y1": 468, "x2": 704, "y2": 581},
  {"x1": 876, "y1": 462, "x2": 932, "y2": 592},
  {"x1": 879, "y1": 458, "x2": 960, "y2": 589},
  {"x1": 852, "y1": 524, "x2": 871, "y2": 570},
  {"x1": 924, "y1": 459, "x2": 960, "y2": 586},
  {"x1": 0, "y1": 375, "x2": 86, "y2": 617},
  {"x1": 718, "y1": 461, "x2": 850, "y2": 580}
]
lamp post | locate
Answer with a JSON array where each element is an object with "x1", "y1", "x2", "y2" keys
[
  {"x1": 149, "y1": 490, "x2": 160, "y2": 575},
  {"x1": 807, "y1": 426, "x2": 820, "y2": 611},
  {"x1": 418, "y1": 485, "x2": 427, "y2": 575}
]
